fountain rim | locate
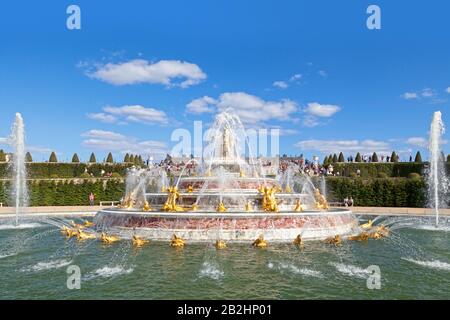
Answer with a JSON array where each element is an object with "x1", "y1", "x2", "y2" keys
[{"x1": 97, "y1": 207, "x2": 353, "y2": 219}]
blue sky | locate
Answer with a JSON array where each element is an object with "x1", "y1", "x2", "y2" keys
[{"x1": 0, "y1": 0, "x2": 449, "y2": 162}]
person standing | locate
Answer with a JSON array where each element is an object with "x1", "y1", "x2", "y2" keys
[{"x1": 89, "y1": 192, "x2": 95, "y2": 206}]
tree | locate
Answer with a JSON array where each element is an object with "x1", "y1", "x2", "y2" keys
[
  {"x1": 338, "y1": 152, "x2": 345, "y2": 163},
  {"x1": 372, "y1": 152, "x2": 378, "y2": 163},
  {"x1": 0, "y1": 149, "x2": 6, "y2": 162},
  {"x1": 390, "y1": 151, "x2": 398, "y2": 163},
  {"x1": 72, "y1": 153, "x2": 80, "y2": 163},
  {"x1": 25, "y1": 152, "x2": 33, "y2": 162},
  {"x1": 106, "y1": 152, "x2": 114, "y2": 163},
  {"x1": 447, "y1": 154, "x2": 450, "y2": 163},
  {"x1": 323, "y1": 156, "x2": 329, "y2": 166},
  {"x1": 129, "y1": 155, "x2": 135, "y2": 164},
  {"x1": 124, "y1": 153, "x2": 130, "y2": 163},
  {"x1": 332, "y1": 154, "x2": 338, "y2": 163},
  {"x1": 49, "y1": 152, "x2": 58, "y2": 163},
  {"x1": 89, "y1": 153, "x2": 97, "y2": 163},
  {"x1": 355, "y1": 152, "x2": 362, "y2": 162},
  {"x1": 414, "y1": 151, "x2": 422, "y2": 163}
]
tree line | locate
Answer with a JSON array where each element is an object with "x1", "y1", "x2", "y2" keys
[
  {"x1": 0, "y1": 150, "x2": 145, "y2": 166},
  {"x1": 322, "y1": 151, "x2": 450, "y2": 166}
]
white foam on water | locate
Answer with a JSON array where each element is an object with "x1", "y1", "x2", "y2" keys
[
  {"x1": 84, "y1": 265, "x2": 134, "y2": 281},
  {"x1": 0, "y1": 223, "x2": 42, "y2": 230},
  {"x1": 0, "y1": 253, "x2": 17, "y2": 259},
  {"x1": 402, "y1": 258, "x2": 450, "y2": 271},
  {"x1": 22, "y1": 259, "x2": 72, "y2": 272},
  {"x1": 198, "y1": 261, "x2": 224, "y2": 281},
  {"x1": 268, "y1": 261, "x2": 323, "y2": 278},
  {"x1": 330, "y1": 262, "x2": 371, "y2": 279}
]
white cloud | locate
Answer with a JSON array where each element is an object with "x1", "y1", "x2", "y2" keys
[
  {"x1": 101, "y1": 105, "x2": 169, "y2": 125},
  {"x1": 82, "y1": 130, "x2": 127, "y2": 141},
  {"x1": 421, "y1": 88, "x2": 434, "y2": 97},
  {"x1": 406, "y1": 137, "x2": 427, "y2": 148},
  {"x1": 216, "y1": 92, "x2": 298, "y2": 124},
  {"x1": 87, "y1": 59, "x2": 207, "y2": 88},
  {"x1": 273, "y1": 81, "x2": 288, "y2": 89},
  {"x1": 304, "y1": 102, "x2": 340, "y2": 117},
  {"x1": 295, "y1": 139, "x2": 391, "y2": 155},
  {"x1": 86, "y1": 113, "x2": 118, "y2": 124},
  {"x1": 186, "y1": 96, "x2": 217, "y2": 114},
  {"x1": 302, "y1": 115, "x2": 320, "y2": 127},
  {"x1": 290, "y1": 74, "x2": 302, "y2": 81},
  {"x1": 279, "y1": 128, "x2": 299, "y2": 136},
  {"x1": 186, "y1": 92, "x2": 298, "y2": 124},
  {"x1": 0, "y1": 137, "x2": 8, "y2": 145},
  {"x1": 82, "y1": 129, "x2": 168, "y2": 156},
  {"x1": 402, "y1": 92, "x2": 419, "y2": 100},
  {"x1": 318, "y1": 70, "x2": 327, "y2": 77},
  {"x1": 446, "y1": 87, "x2": 450, "y2": 94}
]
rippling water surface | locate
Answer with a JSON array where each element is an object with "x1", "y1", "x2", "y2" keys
[{"x1": 0, "y1": 216, "x2": 449, "y2": 299}]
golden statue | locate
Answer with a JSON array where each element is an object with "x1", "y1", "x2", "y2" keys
[
  {"x1": 252, "y1": 235, "x2": 268, "y2": 248},
  {"x1": 76, "y1": 229, "x2": 96, "y2": 241},
  {"x1": 191, "y1": 203, "x2": 198, "y2": 211},
  {"x1": 376, "y1": 225, "x2": 389, "y2": 237},
  {"x1": 293, "y1": 234, "x2": 304, "y2": 248},
  {"x1": 215, "y1": 240, "x2": 227, "y2": 249},
  {"x1": 170, "y1": 234, "x2": 185, "y2": 247},
  {"x1": 132, "y1": 235, "x2": 149, "y2": 247},
  {"x1": 101, "y1": 232, "x2": 120, "y2": 244},
  {"x1": 239, "y1": 170, "x2": 245, "y2": 177},
  {"x1": 217, "y1": 202, "x2": 227, "y2": 212},
  {"x1": 61, "y1": 225, "x2": 76, "y2": 238},
  {"x1": 83, "y1": 220, "x2": 94, "y2": 228},
  {"x1": 143, "y1": 201, "x2": 152, "y2": 212},
  {"x1": 206, "y1": 170, "x2": 212, "y2": 177},
  {"x1": 162, "y1": 187, "x2": 185, "y2": 212},
  {"x1": 348, "y1": 232, "x2": 369, "y2": 241},
  {"x1": 294, "y1": 199, "x2": 303, "y2": 212},
  {"x1": 285, "y1": 186, "x2": 292, "y2": 193},
  {"x1": 369, "y1": 232, "x2": 382, "y2": 240},
  {"x1": 119, "y1": 196, "x2": 134, "y2": 209},
  {"x1": 161, "y1": 186, "x2": 167, "y2": 193},
  {"x1": 324, "y1": 235, "x2": 341, "y2": 246},
  {"x1": 360, "y1": 220, "x2": 373, "y2": 230},
  {"x1": 245, "y1": 201, "x2": 253, "y2": 212},
  {"x1": 261, "y1": 186, "x2": 280, "y2": 212},
  {"x1": 187, "y1": 185, "x2": 194, "y2": 193},
  {"x1": 314, "y1": 189, "x2": 329, "y2": 210}
]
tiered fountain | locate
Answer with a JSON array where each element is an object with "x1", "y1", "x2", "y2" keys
[{"x1": 94, "y1": 112, "x2": 359, "y2": 242}]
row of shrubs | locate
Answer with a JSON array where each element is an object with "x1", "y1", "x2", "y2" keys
[
  {"x1": 0, "y1": 176, "x2": 431, "y2": 208},
  {"x1": 0, "y1": 163, "x2": 134, "y2": 179},
  {"x1": 0, "y1": 179, "x2": 125, "y2": 206},
  {"x1": 324, "y1": 177, "x2": 427, "y2": 207},
  {"x1": 330, "y1": 162, "x2": 442, "y2": 178}
]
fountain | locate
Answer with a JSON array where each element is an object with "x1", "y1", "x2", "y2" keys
[
  {"x1": 427, "y1": 111, "x2": 448, "y2": 226},
  {"x1": 94, "y1": 111, "x2": 359, "y2": 242},
  {"x1": 10, "y1": 113, "x2": 28, "y2": 226}
]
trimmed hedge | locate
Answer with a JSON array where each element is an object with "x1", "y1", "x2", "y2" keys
[
  {"x1": 331, "y1": 162, "x2": 425, "y2": 178},
  {"x1": 325, "y1": 177, "x2": 427, "y2": 207},
  {"x1": 0, "y1": 163, "x2": 133, "y2": 179},
  {"x1": 0, "y1": 179, "x2": 125, "y2": 206}
]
